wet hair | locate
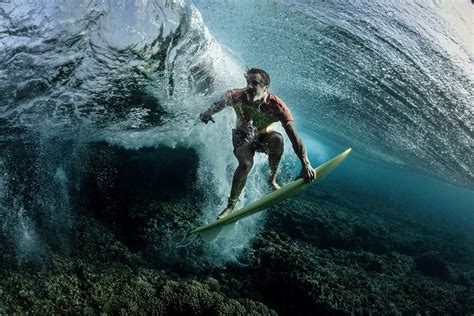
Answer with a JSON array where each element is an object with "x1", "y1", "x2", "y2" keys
[{"x1": 245, "y1": 68, "x2": 270, "y2": 86}]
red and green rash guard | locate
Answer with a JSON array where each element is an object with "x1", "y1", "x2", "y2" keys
[{"x1": 224, "y1": 88, "x2": 294, "y2": 134}]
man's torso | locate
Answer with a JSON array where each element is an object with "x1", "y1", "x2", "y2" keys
[{"x1": 225, "y1": 88, "x2": 293, "y2": 134}]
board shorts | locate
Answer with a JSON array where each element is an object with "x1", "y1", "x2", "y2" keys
[{"x1": 232, "y1": 128, "x2": 281, "y2": 154}]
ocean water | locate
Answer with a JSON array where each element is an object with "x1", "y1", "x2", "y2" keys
[
  {"x1": 0, "y1": 0, "x2": 472, "y2": 266},
  {"x1": 192, "y1": 0, "x2": 473, "y2": 216}
]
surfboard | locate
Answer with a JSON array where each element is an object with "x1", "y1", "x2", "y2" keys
[{"x1": 191, "y1": 148, "x2": 352, "y2": 241}]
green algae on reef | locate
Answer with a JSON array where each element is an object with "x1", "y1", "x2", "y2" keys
[
  {"x1": 0, "y1": 215, "x2": 276, "y2": 315},
  {"x1": 0, "y1": 188, "x2": 472, "y2": 315}
]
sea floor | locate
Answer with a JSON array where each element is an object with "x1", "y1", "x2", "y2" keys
[{"x1": 0, "y1": 186, "x2": 472, "y2": 315}]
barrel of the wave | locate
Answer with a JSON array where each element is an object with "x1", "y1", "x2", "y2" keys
[{"x1": 192, "y1": 148, "x2": 352, "y2": 241}]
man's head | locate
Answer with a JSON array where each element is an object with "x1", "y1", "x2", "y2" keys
[{"x1": 245, "y1": 68, "x2": 270, "y2": 103}]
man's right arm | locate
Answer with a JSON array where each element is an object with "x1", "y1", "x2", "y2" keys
[{"x1": 199, "y1": 99, "x2": 227, "y2": 124}]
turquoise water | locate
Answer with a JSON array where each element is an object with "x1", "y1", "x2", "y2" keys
[
  {"x1": 0, "y1": 0, "x2": 472, "y2": 262},
  {"x1": 0, "y1": 1, "x2": 472, "y2": 313},
  {"x1": 193, "y1": 0, "x2": 473, "y2": 227}
]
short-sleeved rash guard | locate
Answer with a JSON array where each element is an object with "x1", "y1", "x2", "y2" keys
[{"x1": 224, "y1": 88, "x2": 294, "y2": 133}]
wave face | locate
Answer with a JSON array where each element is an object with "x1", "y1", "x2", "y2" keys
[
  {"x1": 194, "y1": 0, "x2": 473, "y2": 188},
  {"x1": 0, "y1": 0, "x2": 472, "y2": 264},
  {"x1": 0, "y1": 0, "x2": 234, "y2": 134},
  {"x1": 0, "y1": 0, "x2": 253, "y2": 262}
]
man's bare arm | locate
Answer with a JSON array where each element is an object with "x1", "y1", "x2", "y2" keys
[
  {"x1": 283, "y1": 122, "x2": 316, "y2": 182},
  {"x1": 199, "y1": 99, "x2": 227, "y2": 124}
]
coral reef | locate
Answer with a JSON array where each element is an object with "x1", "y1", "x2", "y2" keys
[
  {"x1": 0, "y1": 216, "x2": 276, "y2": 315},
  {"x1": 1, "y1": 144, "x2": 472, "y2": 314}
]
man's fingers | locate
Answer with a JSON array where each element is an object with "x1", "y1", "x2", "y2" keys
[
  {"x1": 302, "y1": 171, "x2": 310, "y2": 183},
  {"x1": 302, "y1": 167, "x2": 316, "y2": 183},
  {"x1": 199, "y1": 114, "x2": 215, "y2": 124}
]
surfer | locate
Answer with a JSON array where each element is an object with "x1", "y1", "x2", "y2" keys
[{"x1": 200, "y1": 68, "x2": 316, "y2": 219}]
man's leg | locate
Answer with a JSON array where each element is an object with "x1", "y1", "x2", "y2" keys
[
  {"x1": 262, "y1": 131, "x2": 284, "y2": 191},
  {"x1": 218, "y1": 143, "x2": 256, "y2": 218}
]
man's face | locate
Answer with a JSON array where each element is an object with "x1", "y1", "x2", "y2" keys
[{"x1": 245, "y1": 73, "x2": 268, "y2": 103}]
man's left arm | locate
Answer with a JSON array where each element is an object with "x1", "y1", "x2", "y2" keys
[{"x1": 283, "y1": 122, "x2": 317, "y2": 182}]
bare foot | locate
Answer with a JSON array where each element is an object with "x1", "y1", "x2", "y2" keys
[
  {"x1": 268, "y1": 179, "x2": 281, "y2": 191},
  {"x1": 217, "y1": 205, "x2": 235, "y2": 219}
]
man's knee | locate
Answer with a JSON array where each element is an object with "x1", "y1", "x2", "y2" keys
[
  {"x1": 238, "y1": 158, "x2": 253, "y2": 172},
  {"x1": 234, "y1": 145, "x2": 255, "y2": 171},
  {"x1": 266, "y1": 132, "x2": 284, "y2": 154}
]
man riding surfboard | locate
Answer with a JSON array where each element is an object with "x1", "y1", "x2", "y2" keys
[{"x1": 200, "y1": 68, "x2": 316, "y2": 219}]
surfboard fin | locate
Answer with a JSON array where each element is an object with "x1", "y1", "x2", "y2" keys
[
  {"x1": 197, "y1": 225, "x2": 224, "y2": 241},
  {"x1": 196, "y1": 222, "x2": 236, "y2": 241},
  {"x1": 219, "y1": 222, "x2": 236, "y2": 236}
]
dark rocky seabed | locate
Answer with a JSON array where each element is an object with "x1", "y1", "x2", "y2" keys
[{"x1": 0, "y1": 143, "x2": 472, "y2": 315}]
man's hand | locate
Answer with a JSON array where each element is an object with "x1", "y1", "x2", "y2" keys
[
  {"x1": 199, "y1": 112, "x2": 215, "y2": 124},
  {"x1": 283, "y1": 122, "x2": 317, "y2": 183},
  {"x1": 301, "y1": 164, "x2": 316, "y2": 183}
]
